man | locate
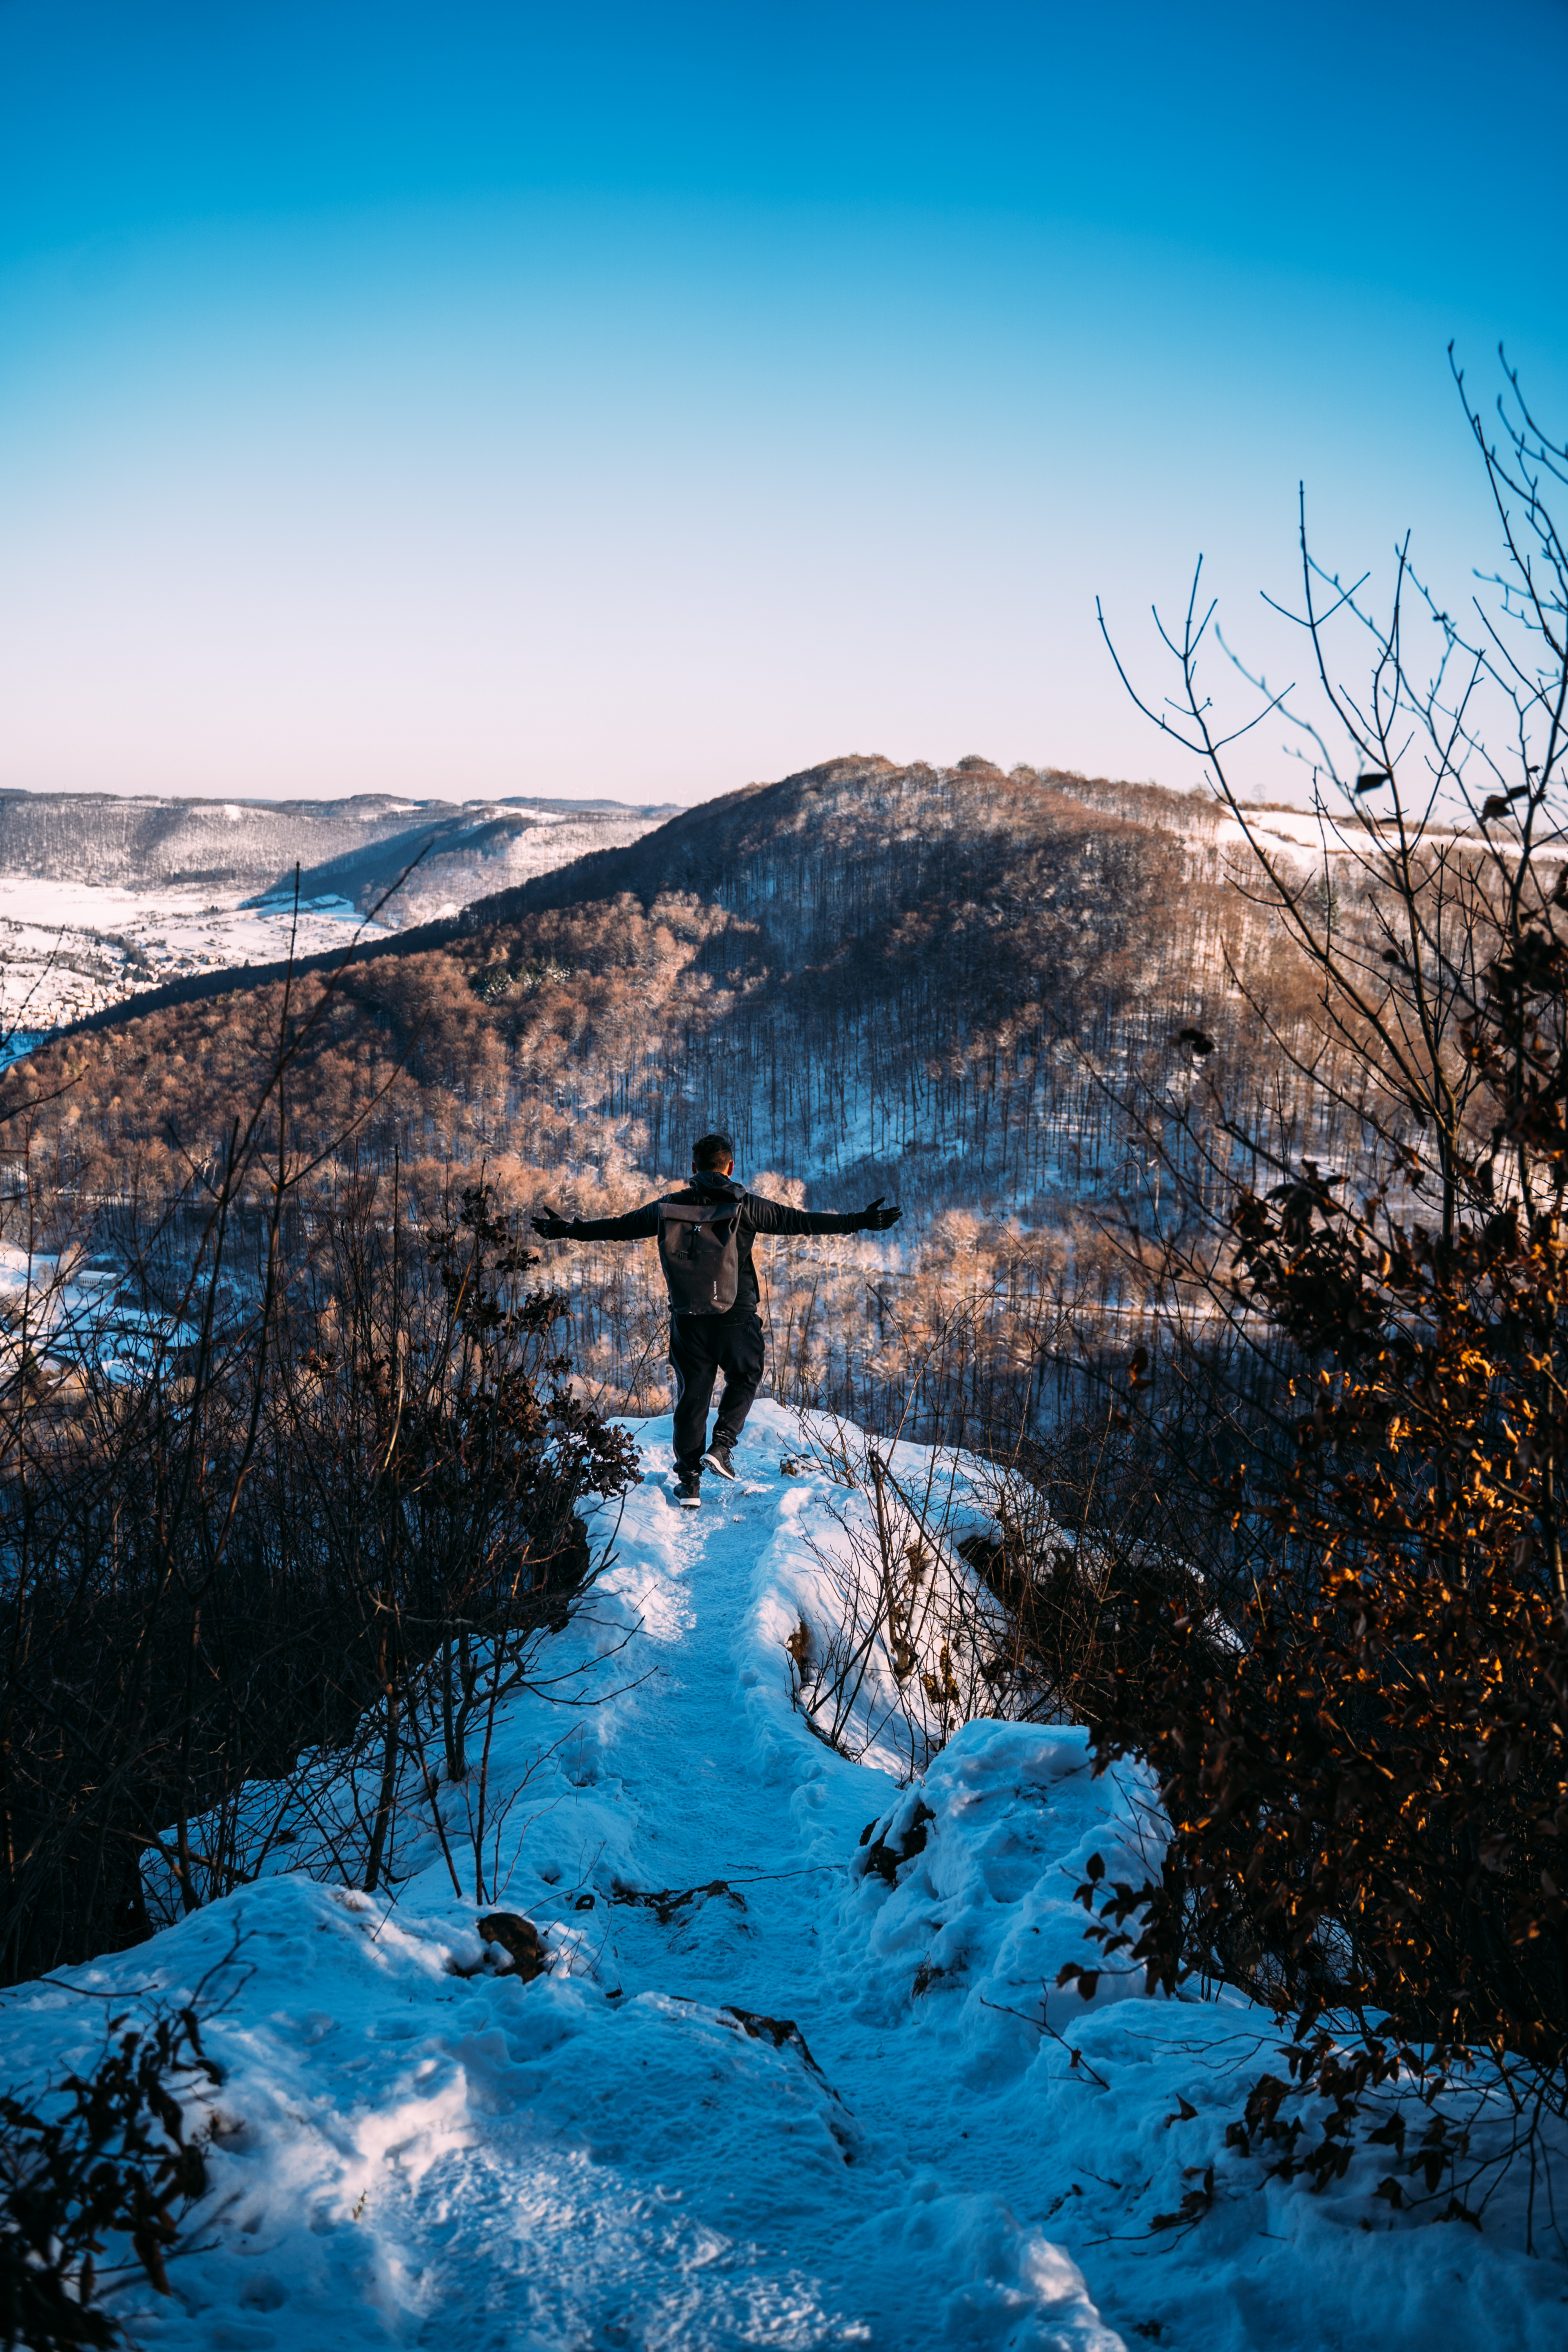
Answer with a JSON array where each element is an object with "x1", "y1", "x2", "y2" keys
[{"x1": 532, "y1": 1133, "x2": 900, "y2": 1507}]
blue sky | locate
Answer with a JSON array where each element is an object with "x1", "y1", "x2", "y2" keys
[{"x1": 1, "y1": 0, "x2": 1564, "y2": 804}]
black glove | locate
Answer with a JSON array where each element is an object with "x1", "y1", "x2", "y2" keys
[
  {"x1": 531, "y1": 1204, "x2": 573, "y2": 1240},
  {"x1": 860, "y1": 1197, "x2": 902, "y2": 1232}
]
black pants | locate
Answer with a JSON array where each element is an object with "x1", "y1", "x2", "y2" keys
[{"x1": 670, "y1": 1306, "x2": 765, "y2": 1473}]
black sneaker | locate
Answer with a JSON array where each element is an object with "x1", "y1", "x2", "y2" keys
[
  {"x1": 675, "y1": 1471, "x2": 702, "y2": 1510},
  {"x1": 701, "y1": 1439, "x2": 738, "y2": 1481}
]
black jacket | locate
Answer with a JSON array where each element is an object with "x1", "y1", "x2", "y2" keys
[{"x1": 560, "y1": 1172, "x2": 864, "y2": 1309}]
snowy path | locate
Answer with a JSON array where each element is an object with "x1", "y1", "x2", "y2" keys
[{"x1": 3, "y1": 1404, "x2": 1564, "y2": 2351}]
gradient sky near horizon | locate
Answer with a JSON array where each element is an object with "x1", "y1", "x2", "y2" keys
[{"x1": 2, "y1": 0, "x2": 1566, "y2": 807}]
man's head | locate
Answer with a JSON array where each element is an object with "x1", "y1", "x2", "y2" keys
[{"x1": 692, "y1": 1130, "x2": 735, "y2": 1176}]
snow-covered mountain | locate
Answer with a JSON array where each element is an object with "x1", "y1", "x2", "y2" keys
[
  {"x1": 0, "y1": 753, "x2": 1477, "y2": 1440},
  {"x1": 1, "y1": 1404, "x2": 1554, "y2": 2352},
  {"x1": 0, "y1": 788, "x2": 674, "y2": 1030}
]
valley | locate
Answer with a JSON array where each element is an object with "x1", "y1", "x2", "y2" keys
[
  {"x1": 0, "y1": 754, "x2": 1369, "y2": 1443},
  {"x1": 0, "y1": 786, "x2": 674, "y2": 1031}
]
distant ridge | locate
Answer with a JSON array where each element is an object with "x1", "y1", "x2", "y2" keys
[
  {"x1": 0, "y1": 786, "x2": 680, "y2": 1029},
  {"x1": 35, "y1": 755, "x2": 1224, "y2": 1044},
  {"x1": 0, "y1": 787, "x2": 676, "y2": 896}
]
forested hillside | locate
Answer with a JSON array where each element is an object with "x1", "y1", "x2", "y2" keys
[{"x1": 0, "y1": 755, "x2": 1341, "y2": 1432}]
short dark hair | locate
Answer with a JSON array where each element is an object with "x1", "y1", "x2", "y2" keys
[{"x1": 692, "y1": 1131, "x2": 735, "y2": 1171}]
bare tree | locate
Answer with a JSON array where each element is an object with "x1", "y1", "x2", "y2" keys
[{"x1": 1069, "y1": 353, "x2": 1568, "y2": 2234}]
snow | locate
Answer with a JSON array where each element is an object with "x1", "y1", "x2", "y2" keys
[
  {"x1": 2, "y1": 1400, "x2": 1563, "y2": 2350},
  {"x1": 0, "y1": 794, "x2": 663, "y2": 1033},
  {"x1": 0, "y1": 1240, "x2": 193, "y2": 1381},
  {"x1": 0, "y1": 874, "x2": 391, "y2": 1032},
  {"x1": 0, "y1": 1030, "x2": 46, "y2": 1072},
  {"x1": 1214, "y1": 802, "x2": 1504, "y2": 868}
]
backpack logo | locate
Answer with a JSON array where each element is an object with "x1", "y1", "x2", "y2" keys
[{"x1": 657, "y1": 1197, "x2": 742, "y2": 1314}]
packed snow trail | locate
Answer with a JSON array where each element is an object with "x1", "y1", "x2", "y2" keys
[{"x1": 2, "y1": 1405, "x2": 1563, "y2": 2352}]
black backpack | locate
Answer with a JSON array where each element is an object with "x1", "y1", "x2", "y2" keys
[{"x1": 656, "y1": 1195, "x2": 743, "y2": 1314}]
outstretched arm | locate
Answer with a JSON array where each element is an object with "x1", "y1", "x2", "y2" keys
[
  {"x1": 744, "y1": 1191, "x2": 902, "y2": 1237},
  {"x1": 531, "y1": 1200, "x2": 661, "y2": 1242}
]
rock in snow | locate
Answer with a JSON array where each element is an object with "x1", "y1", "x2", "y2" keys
[{"x1": 2, "y1": 1402, "x2": 1563, "y2": 2350}]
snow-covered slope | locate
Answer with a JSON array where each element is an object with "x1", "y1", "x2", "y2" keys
[
  {"x1": 2, "y1": 1404, "x2": 1561, "y2": 2351},
  {"x1": 0, "y1": 789, "x2": 672, "y2": 1030}
]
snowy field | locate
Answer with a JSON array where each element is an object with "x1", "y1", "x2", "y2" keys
[
  {"x1": 2, "y1": 1401, "x2": 1562, "y2": 2351},
  {"x1": 1209, "y1": 801, "x2": 1534, "y2": 870},
  {"x1": 0, "y1": 874, "x2": 389, "y2": 1031},
  {"x1": 0, "y1": 796, "x2": 662, "y2": 1034},
  {"x1": 0, "y1": 1239, "x2": 194, "y2": 1383}
]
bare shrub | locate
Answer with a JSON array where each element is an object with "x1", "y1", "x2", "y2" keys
[
  {"x1": 783, "y1": 1414, "x2": 1010, "y2": 1776},
  {"x1": 1, "y1": 2003, "x2": 218, "y2": 2350},
  {"x1": 0, "y1": 927, "x2": 639, "y2": 1983},
  {"x1": 1068, "y1": 352, "x2": 1568, "y2": 2235}
]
